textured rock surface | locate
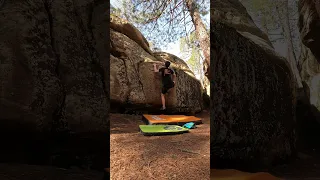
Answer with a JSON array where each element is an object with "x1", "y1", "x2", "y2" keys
[
  {"x1": 295, "y1": 0, "x2": 320, "y2": 151},
  {"x1": 110, "y1": 17, "x2": 203, "y2": 113},
  {"x1": 0, "y1": 0, "x2": 109, "y2": 169},
  {"x1": 0, "y1": 0, "x2": 108, "y2": 133},
  {"x1": 110, "y1": 15, "x2": 152, "y2": 55},
  {"x1": 298, "y1": 0, "x2": 320, "y2": 113},
  {"x1": 211, "y1": 0, "x2": 296, "y2": 169},
  {"x1": 212, "y1": 0, "x2": 273, "y2": 47}
]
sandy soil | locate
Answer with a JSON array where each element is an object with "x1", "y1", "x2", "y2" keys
[
  {"x1": 110, "y1": 111, "x2": 210, "y2": 180},
  {"x1": 0, "y1": 163, "x2": 104, "y2": 180},
  {"x1": 270, "y1": 150, "x2": 320, "y2": 180}
]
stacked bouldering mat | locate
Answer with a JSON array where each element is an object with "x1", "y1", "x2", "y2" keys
[{"x1": 143, "y1": 114, "x2": 202, "y2": 125}]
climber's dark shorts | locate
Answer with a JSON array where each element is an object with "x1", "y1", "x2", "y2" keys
[{"x1": 161, "y1": 83, "x2": 174, "y2": 94}]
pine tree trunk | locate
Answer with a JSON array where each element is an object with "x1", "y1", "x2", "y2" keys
[
  {"x1": 199, "y1": 52, "x2": 204, "y2": 87},
  {"x1": 276, "y1": 1, "x2": 303, "y2": 88},
  {"x1": 185, "y1": 0, "x2": 210, "y2": 77}
]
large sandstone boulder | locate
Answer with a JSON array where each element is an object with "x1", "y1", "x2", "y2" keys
[
  {"x1": 211, "y1": 0, "x2": 296, "y2": 170},
  {"x1": 110, "y1": 19, "x2": 203, "y2": 113},
  {"x1": 295, "y1": 0, "x2": 320, "y2": 149},
  {"x1": 110, "y1": 15, "x2": 152, "y2": 55},
  {"x1": 298, "y1": 0, "x2": 320, "y2": 114},
  {"x1": 0, "y1": 0, "x2": 109, "y2": 169},
  {"x1": 0, "y1": 0, "x2": 108, "y2": 133}
]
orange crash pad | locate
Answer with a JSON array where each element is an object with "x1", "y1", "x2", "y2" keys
[
  {"x1": 211, "y1": 169, "x2": 283, "y2": 180},
  {"x1": 143, "y1": 114, "x2": 202, "y2": 125}
]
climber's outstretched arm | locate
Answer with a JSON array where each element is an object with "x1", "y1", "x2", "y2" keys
[
  {"x1": 153, "y1": 63, "x2": 159, "y2": 72},
  {"x1": 172, "y1": 73, "x2": 176, "y2": 83}
]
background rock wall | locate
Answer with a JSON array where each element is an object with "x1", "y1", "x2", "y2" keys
[
  {"x1": 0, "y1": 0, "x2": 109, "y2": 170},
  {"x1": 211, "y1": 0, "x2": 296, "y2": 170}
]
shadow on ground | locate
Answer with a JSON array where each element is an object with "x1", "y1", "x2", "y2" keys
[
  {"x1": 110, "y1": 111, "x2": 210, "y2": 180},
  {"x1": 0, "y1": 163, "x2": 104, "y2": 180},
  {"x1": 270, "y1": 87, "x2": 320, "y2": 179},
  {"x1": 0, "y1": 128, "x2": 108, "y2": 180}
]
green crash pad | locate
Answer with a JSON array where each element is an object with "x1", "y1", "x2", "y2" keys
[{"x1": 139, "y1": 125, "x2": 189, "y2": 135}]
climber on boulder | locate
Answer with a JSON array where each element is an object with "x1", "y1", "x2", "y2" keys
[{"x1": 153, "y1": 61, "x2": 176, "y2": 110}]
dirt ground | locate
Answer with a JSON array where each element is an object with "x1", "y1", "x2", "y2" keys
[
  {"x1": 210, "y1": 152, "x2": 320, "y2": 180},
  {"x1": 270, "y1": 149, "x2": 320, "y2": 180},
  {"x1": 110, "y1": 110, "x2": 210, "y2": 180},
  {"x1": 0, "y1": 163, "x2": 104, "y2": 180},
  {"x1": 110, "y1": 109, "x2": 320, "y2": 180}
]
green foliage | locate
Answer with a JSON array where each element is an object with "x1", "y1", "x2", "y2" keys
[
  {"x1": 110, "y1": 5, "x2": 126, "y2": 19},
  {"x1": 189, "y1": 32, "x2": 197, "y2": 43},
  {"x1": 119, "y1": 0, "x2": 210, "y2": 48},
  {"x1": 187, "y1": 47, "x2": 201, "y2": 71},
  {"x1": 180, "y1": 37, "x2": 187, "y2": 52},
  {"x1": 180, "y1": 31, "x2": 202, "y2": 75}
]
